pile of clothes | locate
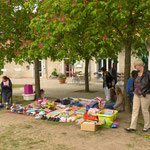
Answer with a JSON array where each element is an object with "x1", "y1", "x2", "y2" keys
[{"x1": 10, "y1": 97, "x2": 118, "y2": 128}]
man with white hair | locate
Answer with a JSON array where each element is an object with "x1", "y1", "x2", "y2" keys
[{"x1": 125, "y1": 59, "x2": 150, "y2": 133}]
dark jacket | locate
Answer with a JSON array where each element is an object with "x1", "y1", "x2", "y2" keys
[
  {"x1": 1, "y1": 79, "x2": 12, "y2": 95},
  {"x1": 103, "y1": 72, "x2": 113, "y2": 89},
  {"x1": 140, "y1": 70, "x2": 150, "y2": 97},
  {"x1": 111, "y1": 67, "x2": 117, "y2": 83}
]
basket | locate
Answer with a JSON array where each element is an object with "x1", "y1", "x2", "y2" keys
[
  {"x1": 100, "y1": 121, "x2": 113, "y2": 128},
  {"x1": 97, "y1": 109, "x2": 118, "y2": 123},
  {"x1": 22, "y1": 94, "x2": 35, "y2": 101},
  {"x1": 83, "y1": 113, "x2": 98, "y2": 121}
]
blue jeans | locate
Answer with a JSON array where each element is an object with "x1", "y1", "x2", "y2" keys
[
  {"x1": 2, "y1": 92, "x2": 12, "y2": 103},
  {"x1": 104, "y1": 102, "x2": 116, "y2": 109}
]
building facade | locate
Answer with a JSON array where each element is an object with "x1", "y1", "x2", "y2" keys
[{"x1": 1, "y1": 51, "x2": 150, "y2": 80}]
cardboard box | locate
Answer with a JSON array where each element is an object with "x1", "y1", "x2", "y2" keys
[{"x1": 81, "y1": 122, "x2": 100, "y2": 132}]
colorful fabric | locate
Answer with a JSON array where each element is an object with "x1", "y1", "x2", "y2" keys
[{"x1": 134, "y1": 76, "x2": 142, "y2": 95}]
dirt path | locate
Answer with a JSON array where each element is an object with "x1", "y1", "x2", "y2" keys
[{"x1": 0, "y1": 109, "x2": 150, "y2": 150}]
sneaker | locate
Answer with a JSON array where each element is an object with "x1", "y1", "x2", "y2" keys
[
  {"x1": 41, "y1": 115, "x2": 47, "y2": 120},
  {"x1": 124, "y1": 128, "x2": 136, "y2": 133},
  {"x1": 142, "y1": 128, "x2": 150, "y2": 132}
]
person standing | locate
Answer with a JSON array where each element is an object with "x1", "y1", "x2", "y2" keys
[
  {"x1": 125, "y1": 59, "x2": 150, "y2": 133},
  {"x1": 111, "y1": 63, "x2": 117, "y2": 86},
  {"x1": 1, "y1": 76, "x2": 12, "y2": 109},
  {"x1": 126, "y1": 70, "x2": 138, "y2": 103},
  {"x1": 101, "y1": 67, "x2": 113, "y2": 101}
]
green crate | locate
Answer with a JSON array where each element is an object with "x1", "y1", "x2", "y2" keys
[{"x1": 100, "y1": 121, "x2": 113, "y2": 128}]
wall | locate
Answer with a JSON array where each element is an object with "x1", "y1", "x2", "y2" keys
[
  {"x1": 46, "y1": 58, "x2": 63, "y2": 78},
  {"x1": 1, "y1": 62, "x2": 33, "y2": 78},
  {"x1": 2, "y1": 48, "x2": 150, "y2": 79}
]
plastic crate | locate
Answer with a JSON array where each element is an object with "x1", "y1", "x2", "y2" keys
[
  {"x1": 97, "y1": 109, "x2": 118, "y2": 123},
  {"x1": 100, "y1": 121, "x2": 113, "y2": 128},
  {"x1": 83, "y1": 113, "x2": 98, "y2": 121}
]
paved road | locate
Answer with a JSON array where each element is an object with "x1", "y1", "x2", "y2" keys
[
  {"x1": 12, "y1": 78, "x2": 124, "y2": 99},
  {"x1": 12, "y1": 78, "x2": 105, "y2": 99}
]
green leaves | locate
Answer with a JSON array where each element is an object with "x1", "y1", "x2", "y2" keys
[{"x1": 1, "y1": 0, "x2": 149, "y2": 67}]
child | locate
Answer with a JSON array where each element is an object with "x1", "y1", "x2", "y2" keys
[
  {"x1": 113, "y1": 87, "x2": 124, "y2": 111},
  {"x1": 104, "y1": 88, "x2": 117, "y2": 109},
  {"x1": 1, "y1": 76, "x2": 12, "y2": 109},
  {"x1": 104, "y1": 87, "x2": 124, "y2": 111}
]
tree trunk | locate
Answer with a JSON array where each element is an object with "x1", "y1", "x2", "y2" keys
[
  {"x1": 34, "y1": 59, "x2": 41, "y2": 99},
  {"x1": 124, "y1": 42, "x2": 132, "y2": 112},
  {"x1": 85, "y1": 58, "x2": 90, "y2": 92}
]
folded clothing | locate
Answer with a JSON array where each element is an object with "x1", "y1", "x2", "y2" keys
[
  {"x1": 88, "y1": 108, "x2": 100, "y2": 114},
  {"x1": 86, "y1": 101, "x2": 99, "y2": 112},
  {"x1": 70, "y1": 102, "x2": 82, "y2": 107}
]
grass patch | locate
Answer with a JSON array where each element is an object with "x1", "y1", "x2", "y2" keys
[
  {"x1": 0, "y1": 124, "x2": 46, "y2": 149},
  {"x1": 12, "y1": 84, "x2": 35, "y2": 88},
  {"x1": 137, "y1": 122, "x2": 144, "y2": 128},
  {"x1": 135, "y1": 131, "x2": 142, "y2": 136},
  {"x1": 12, "y1": 96, "x2": 34, "y2": 106},
  {"x1": 0, "y1": 95, "x2": 33, "y2": 106},
  {"x1": 13, "y1": 84, "x2": 24, "y2": 88},
  {"x1": 135, "y1": 130, "x2": 150, "y2": 140}
]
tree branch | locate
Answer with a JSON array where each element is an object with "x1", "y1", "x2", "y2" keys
[{"x1": 112, "y1": 24, "x2": 124, "y2": 39}]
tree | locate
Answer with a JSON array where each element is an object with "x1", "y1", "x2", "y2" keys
[
  {"x1": 28, "y1": 0, "x2": 121, "y2": 92},
  {"x1": 0, "y1": 0, "x2": 41, "y2": 98},
  {"x1": 97, "y1": 0, "x2": 150, "y2": 110}
]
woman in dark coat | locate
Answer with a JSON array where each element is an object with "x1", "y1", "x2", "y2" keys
[
  {"x1": 101, "y1": 67, "x2": 113, "y2": 101},
  {"x1": 1, "y1": 76, "x2": 12, "y2": 109}
]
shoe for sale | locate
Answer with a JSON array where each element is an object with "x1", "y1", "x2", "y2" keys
[
  {"x1": 56, "y1": 118, "x2": 60, "y2": 122},
  {"x1": 124, "y1": 128, "x2": 136, "y2": 133},
  {"x1": 142, "y1": 128, "x2": 150, "y2": 132},
  {"x1": 52, "y1": 117, "x2": 56, "y2": 121},
  {"x1": 41, "y1": 115, "x2": 47, "y2": 120},
  {"x1": 48, "y1": 117, "x2": 53, "y2": 121}
]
